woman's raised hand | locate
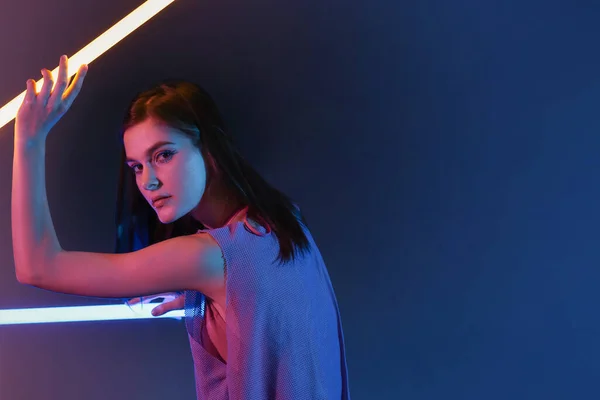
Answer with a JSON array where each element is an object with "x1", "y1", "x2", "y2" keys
[{"x1": 15, "y1": 55, "x2": 88, "y2": 143}]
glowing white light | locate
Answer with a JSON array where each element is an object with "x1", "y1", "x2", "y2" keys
[
  {"x1": 0, "y1": 0, "x2": 176, "y2": 131},
  {"x1": 0, "y1": 303, "x2": 184, "y2": 325},
  {"x1": 0, "y1": 0, "x2": 178, "y2": 325}
]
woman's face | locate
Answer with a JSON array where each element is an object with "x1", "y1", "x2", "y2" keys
[{"x1": 123, "y1": 118, "x2": 207, "y2": 224}]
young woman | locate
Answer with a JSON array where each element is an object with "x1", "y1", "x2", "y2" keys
[{"x1": 12, "y1": 55, "x2": 350, "y2": 399}]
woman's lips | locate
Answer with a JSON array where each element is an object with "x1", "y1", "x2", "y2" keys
[{"x1": 152, "y1": 196, "x2": 171, "y2": 208}]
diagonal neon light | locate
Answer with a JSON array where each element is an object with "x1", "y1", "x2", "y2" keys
[
  {"x1": 0, "y1": 0, "x2": 176, "y2": 131},
  {"x1": 0, "y1": 304, "x2": 184, "y2": 325},
  {"x1": 1, "y1": 0, "x2": 178, "y2": 325}
]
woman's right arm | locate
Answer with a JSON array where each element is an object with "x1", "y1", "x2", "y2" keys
[{"x1": 12, "y1": 56, "x2": 224, "y2": 300}]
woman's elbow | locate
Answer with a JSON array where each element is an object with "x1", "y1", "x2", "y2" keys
[
  {"x1": 14, "y1": 261, "x2": 43, "y2": 286},
  {"x1": 16, "y1": 269, "x2": 37, "y2": 285}
]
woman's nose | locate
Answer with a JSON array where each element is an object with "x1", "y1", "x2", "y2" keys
[{"x1": 142, "y1": 169, "x2": 160, "y2": 191}]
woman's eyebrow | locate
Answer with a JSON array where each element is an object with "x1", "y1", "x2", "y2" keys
[{"x1": 125, "y1": 141, "x2": 175, "y2": 163}]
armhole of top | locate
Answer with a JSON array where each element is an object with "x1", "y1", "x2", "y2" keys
[{"x1": 243, "y1": 214, "x2": 271, "y2": 236}]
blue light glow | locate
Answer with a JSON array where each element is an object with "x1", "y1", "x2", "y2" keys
[{"x1": 0, "y1": 303, "x2": 184, "y2": 325}]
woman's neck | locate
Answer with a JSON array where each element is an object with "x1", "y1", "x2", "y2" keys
[{"x1": 190, "y1": 181, "x2": 245, "y2": 229}]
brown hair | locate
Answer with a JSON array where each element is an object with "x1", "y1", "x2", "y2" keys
[{"x1": 114, "y1": 81, "x2": 310, "y2": 263}]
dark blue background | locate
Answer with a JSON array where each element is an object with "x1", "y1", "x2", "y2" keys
[{"x1": 1, "y1": 1, "x2": 599, "y2": 398}]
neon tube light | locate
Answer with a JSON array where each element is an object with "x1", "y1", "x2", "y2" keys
[
  {"x1": 0, "y1": 0, "x2": 176, "y2": 131},
  {"x1": 0, "y1": 1, "x2": 178, "y2": 325},
  {"x1": 0, "y1": 303, "x2": 184, "y2": 325}
]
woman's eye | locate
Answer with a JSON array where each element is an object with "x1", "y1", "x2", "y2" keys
[
  {"x1": 131, "y1": 165, "x2": 142, "y2": 174},
  {"x1": 156, "y1": 150, "x2": 175, "y2": 163}
]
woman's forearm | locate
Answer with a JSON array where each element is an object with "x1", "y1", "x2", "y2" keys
[{"x1": 11, "y1": 137, "x2": 62, "y2": 283}]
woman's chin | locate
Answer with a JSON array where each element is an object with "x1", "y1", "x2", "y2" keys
[{"x1": 156, "y1": 209, "x2": 176, "y2": 224}]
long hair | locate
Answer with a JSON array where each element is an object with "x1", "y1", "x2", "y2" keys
[{"x1": 113, "y1": 81, "x2": 310, "y2": 263}]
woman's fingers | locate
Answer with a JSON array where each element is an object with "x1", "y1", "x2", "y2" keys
[
  {"x1": 47, "y1": 55, "x2": 69, "y2": 109},
  {"x1": 126, "y1": 292, "x2": 184, "y2": 316},
  {"x1": 23, "y1": 79, "x2": 36, "y2": 105},
  {"x1": 151, "y1": 304, "x2": 166, "y2": 316},
  {"x1": 127, "y1": 292, "x2": 178, "y2": 305},
  {"x1": 15, "y1": 56, "x2": 88, "y2": 141},
  {"x1": 126, "y1": 296, "x2": 185, "y2": 316},
  {"x1": 127, "y1": 295, "x2": 157, "y2": 306},
  {"x1": 151, "y1": 297, "x2": 185, "y2": 316},
  {"x1": 127, "y1": 297, "x2": 142, "y2": 306},
  {"x1": 38, "y1": 69, "x2": 53, "y2": 105},
  {"x1": 21, "y1": 56, "x2": 87, "y2": 111},
  {"x1": 47, "y1": 55, "x2": 87, "y2": 113},
  {"x1": 62, "y1": 64, "x2": 88, "y2": 111}
]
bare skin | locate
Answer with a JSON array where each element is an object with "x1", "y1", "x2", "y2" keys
[
  {"x1": 127, "y1": 292, "x2": 184, "y2": 316},
  {"x1": 12, "y1": 56, "x2": 226, "y2": 300}
]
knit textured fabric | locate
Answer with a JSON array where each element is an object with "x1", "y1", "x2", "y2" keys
[{"x1": 184, "y1": 210, "x2": 350, "y2": 399}]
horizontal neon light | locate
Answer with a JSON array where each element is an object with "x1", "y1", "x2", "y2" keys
[
  {"x1": 0, "y1": 0, "x2": 176, "y2": 131},
  {"x1": 0, "y1": 304, "x2": 184, "y2": 325}
]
